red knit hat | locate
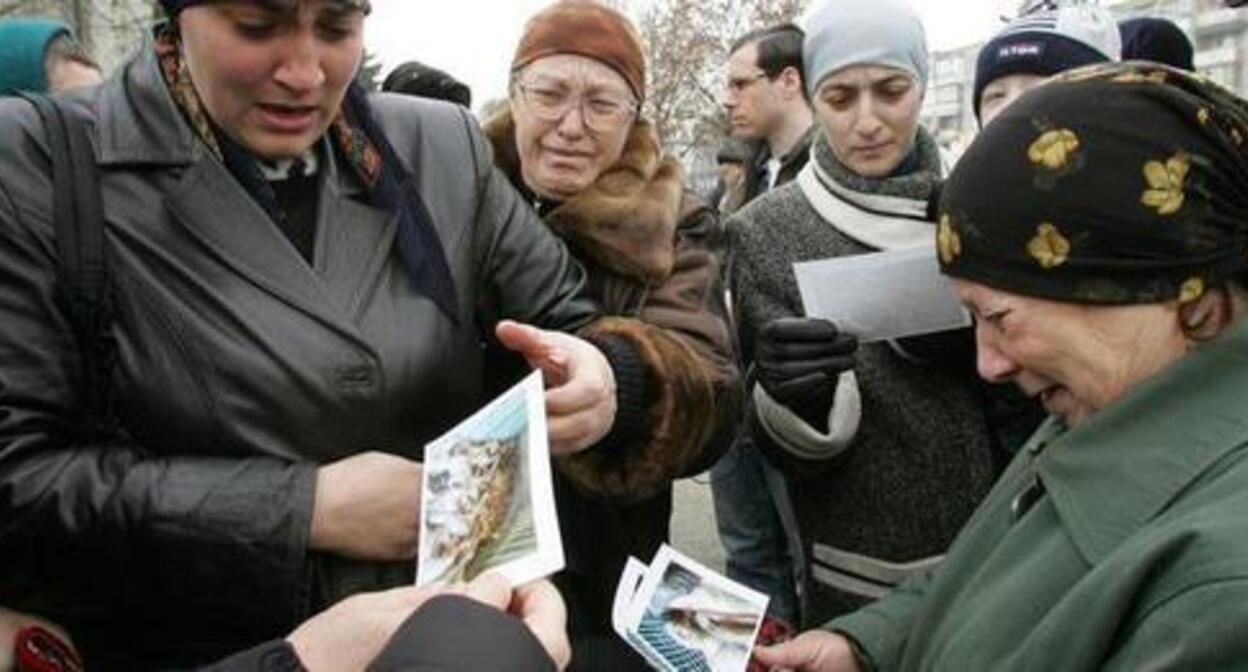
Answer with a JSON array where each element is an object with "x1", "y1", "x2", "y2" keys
[{"x1": 512, "y1": 0, "x2": 646, "y2": 101}]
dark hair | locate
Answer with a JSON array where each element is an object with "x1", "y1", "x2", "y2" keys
[
  {"x1": 1235, "y1": 272, "x2": 1248, "y2": 294},
  {"x1": 730, "y1": 23, "x2": 805, "y2": 89},
  {"x1": 44, "y1": 33, "x2": 100, "y2": 73},
  {"x1": 382, "y1": 61, "x2": 472, "y2": 108}
]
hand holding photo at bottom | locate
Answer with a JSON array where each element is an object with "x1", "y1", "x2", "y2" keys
[{"x1": 751, "y1": 630, "x2": 861, "y2": 672}]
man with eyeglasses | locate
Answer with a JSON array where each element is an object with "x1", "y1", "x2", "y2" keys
[
  {"x1": 720, "y1": 24, "x2": 815, "y2": 215},
  {"x1": 482, "y1": 1, "x2": 741, "y2": 669},
  {"x1": 709, "y1": 22, "x2": 814, "y2": 639}
]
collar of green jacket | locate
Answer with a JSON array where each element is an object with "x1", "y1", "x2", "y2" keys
[{"x1": 1036, "y1": 315, "x2": 1248, "y2": 563}]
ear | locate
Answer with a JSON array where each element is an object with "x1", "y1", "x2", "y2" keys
[
  {"x1": 1179, "y1": 286, "x2": 1233, "y2": 343},
  {"x1": 778, "y1": 66, "x2": 803, "y2": 98}
]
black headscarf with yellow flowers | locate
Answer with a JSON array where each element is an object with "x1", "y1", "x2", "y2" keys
[{"x1": 937, "y1": 61, "x2": 1248, "y2": 305}]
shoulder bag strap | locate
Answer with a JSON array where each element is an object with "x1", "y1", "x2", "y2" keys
[{"x1": 19, "y1": 92, "x2": 117, "y2": 438}]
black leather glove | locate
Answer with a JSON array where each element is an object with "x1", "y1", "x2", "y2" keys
[{"x1": 755, "y1": 317, "x2": 858, "y2": 429}]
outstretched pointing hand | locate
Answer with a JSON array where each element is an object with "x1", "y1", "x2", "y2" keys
[{"x1": 495, "y1": 320, "x2": 617, "y2": 455}]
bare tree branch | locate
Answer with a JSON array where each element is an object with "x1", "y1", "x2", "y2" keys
[{"x1": 639, "y1": 0, "x2": 806, "y2": 166}]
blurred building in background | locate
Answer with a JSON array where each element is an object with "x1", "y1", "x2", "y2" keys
[{"x1": 923, "y1": 0, "x2": 1247, "y2": 161}]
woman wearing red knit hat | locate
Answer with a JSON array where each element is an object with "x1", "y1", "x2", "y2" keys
[{"x1": 483, "y1": 1, "x2": 741, "y2": 668}]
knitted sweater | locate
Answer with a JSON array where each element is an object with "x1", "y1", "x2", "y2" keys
[{"x1": 729, "y1": 129, "x2": 1006, "y2": 626}]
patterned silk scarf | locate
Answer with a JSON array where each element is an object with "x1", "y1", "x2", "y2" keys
[
  {"x1": 153, "y1": 27, "x2": 459, "y2": 322},
  {"x1": 938, "y1": 61, "x2": 1248, "y2": 306}
]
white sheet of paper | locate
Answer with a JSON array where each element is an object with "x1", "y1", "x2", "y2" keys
[
  {"x1": 416, "y1": 371, "x2": 564, "y2": 588},
  {"x1": 621, "y1": 544, "x2": 769, "y2": 672},
  {"x1": 613, "y1": 557, "x2": 650, "y2": 636},
  {"x1": 794, "y1": 245, "x2": 971, "y2": 343},
  {"x1": 613, "y1": 556, "x2": 671, "y2": 672}
]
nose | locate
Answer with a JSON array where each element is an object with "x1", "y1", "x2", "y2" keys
[
  {"x1": 854, "y1": 96, "x2": 884, "y2": 139},
  {"x1": 554, "y1": 99, "x2": 587, "y2": 138},
  {"x1": 975, "y1": 321, "x2": 1019, "y2": 383},
  {"x1": 273, "y1": 30, "x2": 326, "y2": 93}
]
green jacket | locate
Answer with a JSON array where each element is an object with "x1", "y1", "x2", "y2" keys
[{"x1": 832, "y1": 316, "x2": 1248, "y2": 670}]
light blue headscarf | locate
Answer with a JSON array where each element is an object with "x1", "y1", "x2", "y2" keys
[
  {"x1": 802, "y1": 0, "x2": 929, "y2": 98},
  {"x1": 0, "y1": 18, "x2": 72, "y2": 94}
]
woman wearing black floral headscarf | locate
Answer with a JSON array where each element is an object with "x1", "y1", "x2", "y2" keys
[
  {"x1": 0, "y1": 0, "x2": 652, "y2": 668},
  {"x1": 757, "y1": 61, "x2": 1248, "y2": 671}
]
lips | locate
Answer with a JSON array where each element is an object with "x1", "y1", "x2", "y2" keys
[
  {"x1": 255, "y1": 103, "x2": 319, "y2": 133},
  {"x1": 853, "y1": 142, "x2": 892, "y2": 154},
  {"x1": 543, "y1": 147, "x2": 595, "y2": 165}
]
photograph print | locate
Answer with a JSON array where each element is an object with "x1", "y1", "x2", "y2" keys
[
  {"x1": 417, "y1": 371, "x2": 563, "y2": 587},
  {"x1": 627, "y1": 545, "x2": 769, "y2": 672}
]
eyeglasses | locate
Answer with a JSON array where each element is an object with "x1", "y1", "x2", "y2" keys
[
  {"x1": 724, "y1": 72, "x2": 770, "y2": 95},
  {"x1": 513, "y1": 80, "x2": 639, "y2": 132}
]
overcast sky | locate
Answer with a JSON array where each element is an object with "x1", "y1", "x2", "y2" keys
[{"x1": 364, "y1": 0, "x2": 1015, "y2": 106}]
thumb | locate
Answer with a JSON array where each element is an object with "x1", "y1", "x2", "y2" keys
[
  {"x1": 512, "y1": 581, "x2": 570, "y2": 671},
  {"x1": 462, "y1": 572, "x2": 512, "y2": 611},
  {"x1": 753, "y1": 639, "x2": 815, "y2": 668},
  {"x1": 495, "y1": 320, "x2": 569, "y2": 380}
]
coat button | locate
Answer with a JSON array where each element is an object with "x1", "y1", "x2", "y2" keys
[
  {"x1": 1010, "y1": 476, "x2": 1047, "y2": 523},
  {"x1": 337, "y1": 364, "x2": 375, "y2": 388}
]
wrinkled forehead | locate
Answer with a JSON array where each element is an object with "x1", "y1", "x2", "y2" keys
[{"x1": 517, "y1": 54, "x2": 633, "y2": 96}]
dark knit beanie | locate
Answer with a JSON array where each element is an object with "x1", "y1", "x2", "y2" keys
[
  {"x1": 973, "y1": 7, "x2": 1119, "y2": 121},
  {"x1": 382, "y1": 61, "x2": 472, "y2": 108},
  {"x1": 512, "y1": 0, "x2": 646, "y2": 102},
  {"x1": 1120, "y1": 17, "x2": 1194, "y2": 71}
]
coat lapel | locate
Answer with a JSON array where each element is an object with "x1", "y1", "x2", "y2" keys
[
  {"x1": 117, "y1": 46, "x2": 397, "y2": 341},
  {"x1": 314, "y1": 156, "x2": 397, "y2": 321},
  {"x1": 166, "y1": 154, "x2": 361, "y2": 338}
]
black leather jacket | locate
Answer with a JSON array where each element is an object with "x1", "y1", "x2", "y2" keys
[{"x1": 0, "y1": 47, "x2": 596, "y2": 669}]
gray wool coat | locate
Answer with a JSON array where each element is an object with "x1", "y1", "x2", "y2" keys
[
  {"x1": 729, "y1": 131, "x2": 1007, "y2": 626},
  {"x1": 0, "y1": 47, "x2": 597, "y2": 669}
]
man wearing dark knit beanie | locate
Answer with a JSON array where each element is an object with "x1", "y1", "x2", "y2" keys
[{"x1": 974, "y1": 5, "x2": 1120, "y2": 126}]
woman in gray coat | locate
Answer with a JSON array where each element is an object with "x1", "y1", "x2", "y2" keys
[
  {"x1": 729, "y1": 0, "x2": 1034, "y2": 627},
  {"x1": 0, "y1": 0, "x2": 649, "y2": 668}
]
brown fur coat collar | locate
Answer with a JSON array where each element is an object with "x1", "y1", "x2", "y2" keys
[{"x1": 483, "y1": 109, "x2": 685, "y2": 283}]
